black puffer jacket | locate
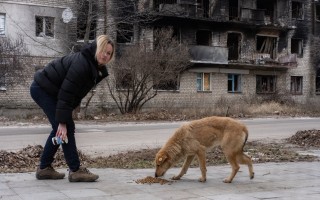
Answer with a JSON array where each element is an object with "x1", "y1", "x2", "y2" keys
[{"x1": 34, "y1": 41, "x2": 109, "y2": 123}]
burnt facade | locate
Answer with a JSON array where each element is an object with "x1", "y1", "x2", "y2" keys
[{"x1": 121, "y1": 0, "x2": 320, "y2": 109}]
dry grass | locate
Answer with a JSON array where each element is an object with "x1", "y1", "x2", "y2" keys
[{"x1": 248, "y1": 101, "x2": 297, "y2": 115}]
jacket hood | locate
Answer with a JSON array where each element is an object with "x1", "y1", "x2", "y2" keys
[
  {"x1": 80, "y1": 40, "x2": 109, "y2": 82},
  {"x1": 80, "y1": 41, "x2": 99, "y2": 67}
]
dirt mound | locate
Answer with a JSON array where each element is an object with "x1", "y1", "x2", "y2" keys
[
  {"x1": 0, "y1": 145, "x2": 93, "y2": 173},
  {"x1": 286, "y1": 129, "x2": 320, "y2": 148}
]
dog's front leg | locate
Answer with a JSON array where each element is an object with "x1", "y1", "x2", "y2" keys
[
  {"x1": 172, "y1": 155, "x2": 195, "y2": 180},
  {"x1": 197, "y1": 148, "x2": 207, "y2": 182}
]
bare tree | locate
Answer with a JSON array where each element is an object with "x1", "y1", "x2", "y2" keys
[
  {"x1": 75, "y1": 0, "x2": 159, "y2": 116},
  {"x1": 75, "y1": 0, "x2": 97, "y2": 45},
  {"x1": 0, "y1": 36, "x2": 32, "y2": 89},
  {"x1": 106, "y1": 28, "x2": 190, "y2": 114},
  {"x1": 74, "y1": 0, "x2": 157, "y2": 45}
]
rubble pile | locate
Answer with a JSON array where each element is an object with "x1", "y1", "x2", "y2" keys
[{"x1": 286, "y1": 129, "x2": 320, "y2": 148}]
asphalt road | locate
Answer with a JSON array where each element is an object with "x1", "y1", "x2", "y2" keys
[{"x1": 1, "y1": 117, "x2": 320, "y2": 156}]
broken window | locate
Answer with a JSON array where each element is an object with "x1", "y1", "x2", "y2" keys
[
  {"x1": 292, "y1": 1, "x2": 304, "y2": 19},
  {"x1": 36, "y1": 16, "x2": 54, "y2": 37},
  {"x1": 155, "y1": 0, "x2": 177, "y2": 5},
  {"x1": 154, "y1": 79, "x2": 179, "y2": 90},
  {"x1": 257, "y1": 0, "x2": 275, "y2": 23},
  {"x1": 172, "y1": 26, "x2": 181, "y2": 43},
  {"x1": 0, "y1": 13, "x2": 5, "y2": 35},
  {"x1": 196, "y1": 30, "x2": 212, "y2": 46},
  {"x1": 0, "y1": 73, "x2": 6, "y2": 91},
  {"x1": 228, "y1": 74, "x2": 241, "y2": 93},
  {"x1": 117, "y1": 23, "x2": 134, "y2": 44},
  {"x1": 316, "y1": 69, "x2": 320, "y2": 94},
  {"x1": 256, "y1": 75, "x2": 276, "y2": 94},
  {"x1": 154, "y1": 0, "x2": 177, "y2": 11},
  {"x1": 116, "y1": 0, "x2": 135, "y2": 43},
  {"x1": 197, "y1": 73, "x2": 211, "y2": 91},
  {"x1": 227, "y1": 32, "x2": 241, "y2": 60},
  {"x1": 153, "y1": 74, "x2": 179, "y2": 91},
  {"x1": 290, "y1": 76, "x2": 303, "y2": 95},
  {"x1": 197, "y1": 0, "x2": 209, "y2": 18},
  {"x1": 291, "y1": 38, "x2": 303, "y2": 58},
  {"x1": 316, "y1": 4, "x2": 320, "y2": 21},
  {"x1": 256, "y1": 36, "x2": 277, "y2": 59},
  {"x1": 229, "y1": 0, "x2": 239, "y2": 20},
  {"x1": 153, "y1": 26, "x2": 180, "y2": 49}
]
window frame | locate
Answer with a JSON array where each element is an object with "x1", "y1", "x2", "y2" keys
[
  {"x1": 0, "y1": 13, "x2": 5, "y2": 36},
  {"x1": 0, "y1": 72, "x2": 7, "y2": 91},
  {"x1": 228, "y1": 74, "x2": 241, "y2": 93},
  {"x1": 153, "y1": 74, "x2": 180, "y2": 91},
  {"x1": 256, "y1": 35, "x2": 277, "y2": 59},
  {"x1": 196, "y1": 72, "x2": 211, "y2": 92},
  {"x1": 256, "y1": 75, "x2": 276, "y2": 94},
  {"x1": 292, "y1": 1, "x2": 304, "y2": 20},
  {"x1": 291, "y1": 38, "x2": 303, "y2": 58},
  {"x1": 316, "y1": 4, "x2": 320, "y2": 22},
  {"x1": 316, "y1": 69, "x2": 320, "y2": 94},
  {"x1": 116, "y1": 22, "x2": 134, "y2": 44},
  {"x1": 35, "y1": 16, "x2": 55, "y2": 38},
  {"x1": 290, "y1": 76, "x2": 303, "y2": 95}
]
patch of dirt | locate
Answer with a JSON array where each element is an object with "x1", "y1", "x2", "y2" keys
[{"x1": 1, "y1": 130, "x2": 319, "y2": 173}]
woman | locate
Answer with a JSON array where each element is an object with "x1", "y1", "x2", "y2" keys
[{"x1": 30, "y1": 35, "x2": 114, "y2": 182}]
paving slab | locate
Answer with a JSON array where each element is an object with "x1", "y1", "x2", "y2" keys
[{"x1": 1, "y1": 162, "x2": 319, "y2": 200}]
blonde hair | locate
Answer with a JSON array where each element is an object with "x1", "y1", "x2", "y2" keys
[{"x1": 95, "y1": 35, "x2": 115, "y2": 63}]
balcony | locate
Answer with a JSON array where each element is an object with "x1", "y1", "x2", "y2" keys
[
  {"x1": 189, "y1": 45, "x2": 297, "y2": 70},
  {"x1": 189, "y1": 45, "x2": 228, "y2": 64},
  {"x1": 156, "y1": 1, "x2": 198, "y2": 17},
  {"x1": 228, "y1": 52, "x2": 297, "y2": 70},
  {"x1": 240, "y1": 8, "x2": 271, "y2": 25}
]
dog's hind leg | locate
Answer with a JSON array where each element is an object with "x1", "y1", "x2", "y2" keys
[
  {"x1": 236, "y1": 153, "x2": 254, "y2": 180},
  {"x1": 172, "y1": 155, "x2": 195, "y2": 180},
  {"x1": 223, "y1": 152, "x2": 240, "y2": 183}
]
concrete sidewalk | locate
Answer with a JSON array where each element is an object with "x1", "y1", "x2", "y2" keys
[{"x1": 1, "y1": 162, "x2": 319, "y2": 200}]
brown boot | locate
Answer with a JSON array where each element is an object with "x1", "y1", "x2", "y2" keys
[
  {"x1": 36, "y1": 166, "x2": 65, "y2": 180},
  {"x1": 68, "y1": 167, "x2": 99, "y2": 182}
]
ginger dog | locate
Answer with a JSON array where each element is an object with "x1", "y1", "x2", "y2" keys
[{"x1": 155, "y1": 116, "x2": 254, "y2": 183}]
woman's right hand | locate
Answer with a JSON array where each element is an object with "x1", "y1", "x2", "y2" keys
[{"x1": 56, "y1": 123, "x2": 67, "y2": 141}]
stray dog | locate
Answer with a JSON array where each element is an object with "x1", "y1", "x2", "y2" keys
[{"x1": 155, "y1": 116, "x2": 254, "y2": 183}]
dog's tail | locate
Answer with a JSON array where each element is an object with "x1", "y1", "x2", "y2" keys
[{"x1": 242, "y1": 126, "x2": 249, "y2": 150}]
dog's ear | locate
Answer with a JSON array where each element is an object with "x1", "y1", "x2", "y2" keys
[{"x1": 156, "y1": 153, "x2": 168, "y2": 165}]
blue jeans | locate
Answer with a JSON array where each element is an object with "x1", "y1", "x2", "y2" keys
[{"x1": 30, "y1": 81, "x2": 80, "y2": 171}]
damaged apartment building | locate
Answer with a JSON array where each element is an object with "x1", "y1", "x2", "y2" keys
[
  {"x1": 136, "y1": 0, "x2": 320, "y2": 109},
  {"x1": 1, "y1": 0, "x2": 320, "y2": 114}
]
